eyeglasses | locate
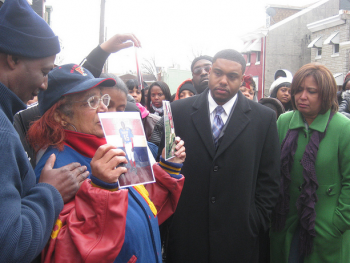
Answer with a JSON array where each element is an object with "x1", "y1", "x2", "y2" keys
[
  {"x1": 193, "y1": 65, "x2": 211, "y2": 75},
  {"x1": 81, "y1": 94, "x2": 111, "y2": 109}
]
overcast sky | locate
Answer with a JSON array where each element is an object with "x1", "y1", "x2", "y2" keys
[{"x1": 47, "y1": 0, "x2": 320, "y2": 73}]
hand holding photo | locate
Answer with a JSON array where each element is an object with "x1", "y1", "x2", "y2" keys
[
  {"x1": 163, "y1": 101, "x2": 176, "y2": 160},
  {"x1": 99, "y1": 112, "x2": 155, "y2": 188}
]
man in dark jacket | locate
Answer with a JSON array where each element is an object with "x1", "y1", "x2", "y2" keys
[
  {"x1": 0, "y1": 0, "x2": 89, "y2": 261},
  {"x1": 164, "y1": 49, "x2": 280, "y2": 262}
]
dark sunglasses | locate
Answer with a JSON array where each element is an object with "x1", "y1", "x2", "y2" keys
[{"x1": 193, "y1": 65, "x2": 211, "y2": 75}]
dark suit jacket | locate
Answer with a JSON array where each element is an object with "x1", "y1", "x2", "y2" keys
[{"x1": 165, "y1": 89, "x2": 280, "y2": 263}]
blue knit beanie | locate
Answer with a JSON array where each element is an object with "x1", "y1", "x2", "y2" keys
[{"x1": 0, "y1": 0, "x2": 60, "y2": 58}]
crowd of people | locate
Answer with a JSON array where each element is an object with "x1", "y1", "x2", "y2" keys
[{"x1": 2, "y1": 0, "x2": 350, "y2": 263}]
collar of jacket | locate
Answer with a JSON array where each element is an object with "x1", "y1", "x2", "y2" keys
[
  {"x1": 289, "y1": 109, "x2": 331, "y2": 133},
  {"x1": 0, "y1": 81, "x2": 26, "y2": 123},
  {"x1": 190, "y1": 88, "x2": 252, "y2": 158}
]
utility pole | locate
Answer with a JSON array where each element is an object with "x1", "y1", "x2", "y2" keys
[
  {"x1": 99, "y1": 0, "x2": 107, "y2": 72},
  {"x1": 99, "y1": 0, "x2": 105, "y2": 45}
]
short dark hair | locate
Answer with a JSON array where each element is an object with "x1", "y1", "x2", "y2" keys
[
  {"x1": 213, "y1": 49, "x2": 246, "y2": 75},
  {"x1": 191, "y1": 55, "x2": 213, "y2": 72},
  {"x1": 290, "y1": 63, "x2": 338, "y2": 113},
  {"x1": 125, "y1": 79, "x2": 149, "y2": 105},
  {"x1": 125, "y1": 79, "x2": 138, "y2": 91}
]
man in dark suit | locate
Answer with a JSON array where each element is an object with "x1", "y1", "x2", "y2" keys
[{"x1": 165, "y1": 49, "x2": 280, "y2": 262}]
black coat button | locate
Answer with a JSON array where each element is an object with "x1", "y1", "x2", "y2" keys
[
  {"x1": 211, "y1": 197, "x2": 216, "y2": 203},
  {"x1": 213, "y1": 166, "x2": 219, "y2": 172}
]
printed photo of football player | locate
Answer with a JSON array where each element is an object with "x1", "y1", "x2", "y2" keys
[
  {"x1": 119, "y1": 121, "x2": 137, "y2": 173},
  {"x1": 99, "y1": 112, "x2": 155, "y2": 188}
]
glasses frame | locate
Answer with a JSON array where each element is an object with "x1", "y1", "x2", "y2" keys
[
  {"x1": 74, "y1": 93, "x2": 111, "y2": 109},
  {"x1": 193, "y1": 65, "x2": 211, "y2": 75}
]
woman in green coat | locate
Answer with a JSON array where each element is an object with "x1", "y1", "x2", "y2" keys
[{"x1": 270, "y1": 63, "x2": 350, "y2": 263}]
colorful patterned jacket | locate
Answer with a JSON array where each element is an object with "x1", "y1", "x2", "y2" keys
[{"x1": 35, "y1": 130, "x2": 184, "y2": 263}]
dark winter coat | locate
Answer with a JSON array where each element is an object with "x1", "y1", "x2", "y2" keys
[{"x1": 164, "y1": 89, "x2": 280, "y2": 262}]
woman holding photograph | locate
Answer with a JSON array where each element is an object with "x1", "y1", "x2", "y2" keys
[{"x1": 27, "y1": 64, "x2": 185, "y2": 263}]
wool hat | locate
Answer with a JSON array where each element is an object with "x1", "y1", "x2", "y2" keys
[
  {"x1": 274, "y1": 69, "x2": 293, "y2": 80},
  {"x1": 0, "y1": 0, "x2": 60, "y2": 58},
  {"x1": 258, "y1": 97, "x2": 285, "y2": 118},
  {"x1": 38, "y1": 64, "x2": 116, "y2": 115},
  {"x1": 179, "y1": 82, "x2": 196, "y2": 96},
  {"x1": 269, "y1": 77, "x2": 292, "y2": 96},
  {"x1": 174, "y1": 79, "x2": 197, "y2": 100}
]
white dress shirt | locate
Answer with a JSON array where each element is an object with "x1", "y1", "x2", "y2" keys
[{"x1": 208, "y1": 91, "x2": 237, "y2": 126}]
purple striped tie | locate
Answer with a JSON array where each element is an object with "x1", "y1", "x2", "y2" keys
[{"x1": 212, "y1": 106, "x2": 224, "y2": 148}]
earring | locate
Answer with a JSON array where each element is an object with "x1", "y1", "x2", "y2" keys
[
  {"x1": 67, "y1": 123, "x2": 78, "y2": 132},
  {"x1": 62, "y1": 121, "x2": 77, "y2": 132}
]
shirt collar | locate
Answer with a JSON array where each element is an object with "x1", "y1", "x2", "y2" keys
[{"x1": 208, "y1": 91, "x2": 237, "y2": 116}]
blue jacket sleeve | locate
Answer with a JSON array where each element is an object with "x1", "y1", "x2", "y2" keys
[{"x1": 0, "y1": 127, "x2": 63, "y2": 263}]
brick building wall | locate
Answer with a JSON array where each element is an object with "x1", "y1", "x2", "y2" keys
[
  {"x1": 270, "y1": 7, "x2": 302, "y2": 25},
  {"x1": 310, "y1": 17, "x2": 350, "y2": 79},
  {"x1": 264, "y1": 0, "x2": 339, "y2": 96}
]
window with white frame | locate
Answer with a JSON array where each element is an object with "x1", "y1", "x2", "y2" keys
[
  {"x1": 323, "y1": 32, "x2": 339, "y2": 56},
  {"x1": 308, "y1": 36, "x2": 323, "y2": 59}
]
